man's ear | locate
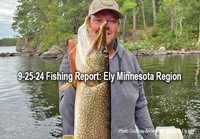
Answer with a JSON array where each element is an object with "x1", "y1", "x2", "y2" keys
[{"x1": 118, "y1": 19, "x2": 121, "y2": 25}]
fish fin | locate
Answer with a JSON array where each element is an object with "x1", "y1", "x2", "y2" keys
[
  {"x1": 60, "y1": 78, "x2": 76, "y2": 90},
  {"x1": 62, "y1": 135, "x2": 74, "y2": 139}
]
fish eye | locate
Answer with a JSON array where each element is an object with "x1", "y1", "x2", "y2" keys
[{"x1": 103, "y1": 49, "x2": 108, "y2": 56}]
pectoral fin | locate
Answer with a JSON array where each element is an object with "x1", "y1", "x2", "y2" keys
[
  {"x1": 62, "y1": 135, "x2": 74, "y2": 139},
  {"x1": 60, "y1": 78, "x2": 76, "y2": 90}
]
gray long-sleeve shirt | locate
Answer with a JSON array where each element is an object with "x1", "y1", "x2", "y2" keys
[{"x1": 59, "y1": 39, "x2": 156, "y2": 139}]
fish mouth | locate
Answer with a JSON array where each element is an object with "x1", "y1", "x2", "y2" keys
[{"x1": 92, "y1": 21, "x2": 107, "y2": 52}]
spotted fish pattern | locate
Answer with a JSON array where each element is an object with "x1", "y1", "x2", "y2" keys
[{"x1": 63, "y1": 17, "x2": 111, "y2": 139}]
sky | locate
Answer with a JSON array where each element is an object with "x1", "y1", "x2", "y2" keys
[{"x1": 0, "y1": 0, "x2": 19, "y2": 39}]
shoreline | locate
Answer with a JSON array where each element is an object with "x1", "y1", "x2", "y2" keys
[
  {"x1": 132, "y1": 49, "x2": 200, "y2": 56},
  {"x1": 1, "y1": 48, "x2": 200, "y2": 58}
]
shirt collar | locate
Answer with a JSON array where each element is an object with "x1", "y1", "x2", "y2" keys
[{"x1": 114, "y1": 38, "x2": 123, "y2": 59}]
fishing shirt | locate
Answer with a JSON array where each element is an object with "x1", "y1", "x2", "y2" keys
[{"x1": 59, "y1": 39, "x2": 156, "y2": 139}]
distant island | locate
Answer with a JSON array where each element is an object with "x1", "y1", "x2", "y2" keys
[{"x1": 0, "y1": 38, "x2": 17, "y2": 46}]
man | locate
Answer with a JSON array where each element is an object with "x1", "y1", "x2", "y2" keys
[{"x1": 59, "y1": 0, "x2": 156, "y2": 138}]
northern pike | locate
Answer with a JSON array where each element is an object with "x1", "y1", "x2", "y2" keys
[{"x1": 62, "y1": 16, "x2": 111, "y2": 139}]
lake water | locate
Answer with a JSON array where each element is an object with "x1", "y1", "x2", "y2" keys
[
  {"x1": 0, "y1": 46, "x2": 17, "y2": 53},
  {"x1": 0, "y1": 46, "x2": 199, "y2": 138}
]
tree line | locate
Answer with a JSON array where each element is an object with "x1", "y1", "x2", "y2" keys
[
  {"x1": 0, "y1": 38, "x2": 18, "y2": 46},
  {"x1": 12, "y1": 0, "x2": 200, "y2": 51}
]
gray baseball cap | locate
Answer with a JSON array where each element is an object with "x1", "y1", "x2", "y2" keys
[{"x1": 88, "y1": 0, "x2": 123, "y2": 18}]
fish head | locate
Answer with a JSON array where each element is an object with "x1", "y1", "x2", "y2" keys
[
  {"x1": 86, "y1": 18, "x2": 109, "y2": 73},
  {"x1": 76, "y1": 17, "x2": 109, "y2": 74}
]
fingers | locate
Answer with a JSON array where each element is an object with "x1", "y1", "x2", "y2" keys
[
  {"x1": 69, "y1": 39, "x2": 76, "y2": 52},
  {"x1": 68, "y1": 39, "x2": 77, "y2": 90},
  {"x1": 68, "y1": 39, "x2": 76, "y2": 76}
]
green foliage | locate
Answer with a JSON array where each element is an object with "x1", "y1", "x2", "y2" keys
[
  {"x1": 151, "y1": 28, "x2": 159, "y2": 37},
  {"x1": 11, "y1": 0, "x2": 200, "y2": 51},
  {"x1": 12, "y1": 0, "x2": 91, "y2": 51},
  {"x1": 123, "y1": 43, "x2": 137, "y2": 51},
  {"x1": 119, "y1": 0, "x2": 137, "y2": 14},
  {"x1": 39, "y1": 0, "x2": 72, "y2": 47},
  {"x1": 62, "y1": 0, "x2": 91, "y2": 34},
  {"x1": 124, "y1": 39, "x2": 154, "y2": 51},
  {"x1": 156, "y1": 11, "x2": 170, "y2": 27},
  {"x1": 116, "y1": 0, "x2": 136, "y2": 36},
  {"x1": 0, "y1": 38, "x2": 18, "y2": 46},
  {"x1": 30, "y1": 40, "x2": 37, "y2": 49},
  {"x1": 0, "y1": 40, "x2": 2, "y2": 46},
  {"x1": 40, "y1": 44, "x2": 49, "y2": 53},
  {"x1": 143, "y1": 0, "x2": 153, "y2": 25}
]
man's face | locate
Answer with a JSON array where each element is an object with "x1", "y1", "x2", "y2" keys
[{"x1": 90, "y1": 10, "x2": 120, "y2": 48}]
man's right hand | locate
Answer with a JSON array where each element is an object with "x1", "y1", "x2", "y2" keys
[{"x1": 68, "y1": 39, "x2": 77, "y2": 90}]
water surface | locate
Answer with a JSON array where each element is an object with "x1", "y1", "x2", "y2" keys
[
  {"x1": 138, "y1": 55, "x2": 200, "y2": 138},
  {"x1": 0, "y1": 47, "x2": 199, "y2": 138},
  {"x1": 0, "y1": 46, "x2": 17, "y2": 53},
  {"x1": 0, "y1": 46, "x2": 62, "y2": 139}
]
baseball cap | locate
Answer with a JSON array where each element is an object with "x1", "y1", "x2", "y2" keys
[{"x1": 88, "y1": 0, "x2": 123, "y2": 18}]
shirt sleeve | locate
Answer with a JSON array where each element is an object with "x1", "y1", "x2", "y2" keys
[
  {"x1": 135, "y1": 67, "x2": 156, "y2": 139},
  {"x1": 58, "y1": 53, "x2": 75, "y2": 135}
]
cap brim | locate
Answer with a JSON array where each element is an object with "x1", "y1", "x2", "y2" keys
[{"x1": 90, "y1": 8, "x2": 123, "y2": 19}]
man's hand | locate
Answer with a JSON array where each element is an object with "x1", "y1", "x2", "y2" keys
[{"x1": 68, "y1": 39, "x2": 77, "y2": 89}]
